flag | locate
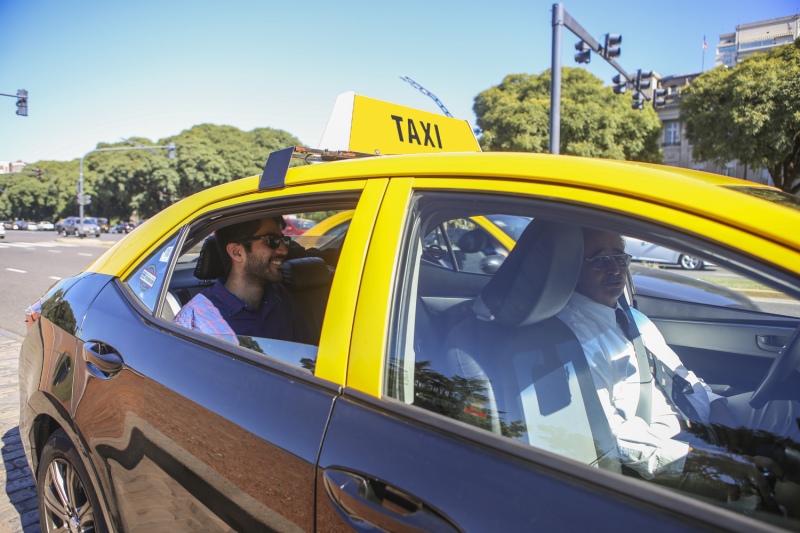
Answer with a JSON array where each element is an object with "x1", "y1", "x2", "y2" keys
[{"x1": 703, "y1": 36, "x2": 708, "y2": 51}]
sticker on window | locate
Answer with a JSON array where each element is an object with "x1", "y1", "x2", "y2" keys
[
  {"x1": 139, "y1": 265, "x2": 158, "y2": 291},
  {"x1": 159, "y1": 246, "x2": 174, "y2": 263}
]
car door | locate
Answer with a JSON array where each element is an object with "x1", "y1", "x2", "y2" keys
[
  {"x1": 316, "y1": 178, "x2": 800, "y2": 532},
  {"x1": 71, "y1": 182, "x2": 386, "y2": 532}
]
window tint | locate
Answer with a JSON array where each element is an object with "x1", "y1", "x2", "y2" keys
[
  {"x1": 167, "y1": 208, "x2": 352, "y2": 371},
  {"x1": 388, "y1": 191, "x2": 800, "y2": 528},
  {"x1": 124, "y1": 235, "x2": 179, "y2": 313}
]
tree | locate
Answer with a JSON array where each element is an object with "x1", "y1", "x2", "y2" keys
[
  {"x1": 473, "y1": 68, "x2": 663, "y2": 162},
  {"x1": 681, "y1": 39, "x2": 800, "y2": 193}
]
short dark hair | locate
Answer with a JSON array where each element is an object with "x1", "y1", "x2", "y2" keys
[{"x1": 215, "y1": 215, "x2": 286, "y2": 271}]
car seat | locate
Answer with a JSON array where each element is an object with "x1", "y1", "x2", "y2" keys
[{"x1": 441, "y1": 219, "x2": 620, "y2": 471}]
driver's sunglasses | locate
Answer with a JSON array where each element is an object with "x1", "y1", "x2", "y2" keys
[
  {"x1": 239, "y1": 233, "x2": 292, "y2": 249},
  {"x1": 584, "y1": 253, "x2": 632, "y2": 270}
]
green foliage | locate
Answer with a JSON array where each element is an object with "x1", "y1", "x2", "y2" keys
[
  {"x1": 681, "y1": 39, "x2": 800, "y2": 193},
  {"x1": 474, "y1": 68, "x2": 662, "y2": 162},
  {"x1": 5, "y1": 125, "x2": 300, "y2": 222}
]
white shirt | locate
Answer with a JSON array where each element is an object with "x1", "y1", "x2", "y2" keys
[{"x1": 556, "y1": 292, "x2": 718, "y2": 479}]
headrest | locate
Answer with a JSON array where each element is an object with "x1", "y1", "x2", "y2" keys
[
  {"x1": 473, "y1": 219, "x2": 583, "y2": 328},
  {"x1": 280, "y1": 257, "x2": 331, "y2": 290},
  {"x1": 457, "y1": 229, "x2": 489, "y2": 254},
  {"x1": 194, "y1": 234, "x2": 227, "y2": 280}
]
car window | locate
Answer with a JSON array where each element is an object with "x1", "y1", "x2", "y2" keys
[
  {"x1": 626, "y1": 239, "x2": 800, "y2": 319},
  {"x1": 165, "y1": 207, "x2": 353, "y2": 371},
  {"x1": 124, "y1": 235, "x2": 179, "y2": 313},
  {"x1": 387, "y1": 191, "x2": 800, "y2": 529}
]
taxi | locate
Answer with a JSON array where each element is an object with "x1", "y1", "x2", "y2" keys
[{"x1": 19, "y1": 92, "x2": 800, "y2": 532}]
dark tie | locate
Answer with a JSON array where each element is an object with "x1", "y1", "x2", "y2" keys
[{"x1": 615, "y1": 308, "x2": 632, "y2": 340}]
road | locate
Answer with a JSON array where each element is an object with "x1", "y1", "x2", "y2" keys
[{"x1": 0, "y1": 231, "x2": 121, "y2": 338}]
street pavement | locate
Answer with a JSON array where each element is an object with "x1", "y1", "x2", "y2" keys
[{"x1": 0, "y1": 329, "x2": 39, "y2": 533}]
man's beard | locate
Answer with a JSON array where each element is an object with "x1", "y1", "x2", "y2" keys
[{"x1": 244, "y1": 251, "x2": 283, "y2": 285}]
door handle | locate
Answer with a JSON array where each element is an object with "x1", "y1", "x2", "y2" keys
[
  {"x1": 756, "y1": 335, "x2": 790, "y2": 353},
  {"x1": 83, "y1": 341, "x2": 124, "y2": 378},
  {"x1": 323, "y1": 469, "x2": 460, "y2": 533}
]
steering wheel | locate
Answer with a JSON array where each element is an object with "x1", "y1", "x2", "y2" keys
[{"x1": 750, "y1": 325, "x2": 800, "y2": 409}]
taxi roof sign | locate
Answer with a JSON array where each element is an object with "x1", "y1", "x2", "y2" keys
[{"x1": 318, "y1": 92, "x2": 481, "y2": 155}]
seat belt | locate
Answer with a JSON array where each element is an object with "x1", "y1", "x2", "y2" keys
[
  {"x1": 616, "y1": 298, "x2": 701, "y2": 427},
  {"x1": 616, "y1": 299, "x2": 653, "y2": 425}
]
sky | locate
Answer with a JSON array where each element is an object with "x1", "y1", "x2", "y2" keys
[{"x1": 1, "y1": 0, "x2": 798, "y2": 164}]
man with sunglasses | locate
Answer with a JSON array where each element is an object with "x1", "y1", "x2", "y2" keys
[
  {"x1": 556, "y1": 229, "x2": 798, "y2": 509},
  {"x1": 174, "y1": 216, "x2": 311, "y2": 345}
]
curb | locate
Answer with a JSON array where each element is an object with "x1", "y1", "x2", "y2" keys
[
  {"x1": 0, "y1": 332, "x2": 39, "y2": 532},
  {"x1": 54, "y1": 237, "x2": 115, "y2": 247}
]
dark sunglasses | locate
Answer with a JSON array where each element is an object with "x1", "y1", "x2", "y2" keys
[
  {"x1": 584, "y1": 253, "x2": 632, "y2": 270},
  {"x1": 239, "y1": 233, "x2": 292, "y2": 249}
]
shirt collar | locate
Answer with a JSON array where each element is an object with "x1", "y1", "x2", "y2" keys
[
  {"x1": 211, "y1": 278, "x2": 284, "y2": 315},
  {"x1": 568, "y1": 291, "x2": 620, "y2": 330}
]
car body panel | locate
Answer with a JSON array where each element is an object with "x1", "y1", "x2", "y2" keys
[
  {"x1": 73, "y1": 280, "x2": 337, "y2": 531},
  {"x1": 316, "y1": 394, "x2": 734, "y2": 532}
]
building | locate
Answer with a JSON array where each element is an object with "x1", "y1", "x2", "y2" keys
[
  {"x1": 0, "y1": 160, "x2": 26, "y2": 174},
  {"x1": 651, "y1": 14, "x2": 799, "y2": 185},
  {"x1": 716, "y1": 15, "x2": 799, "y2": 68}
]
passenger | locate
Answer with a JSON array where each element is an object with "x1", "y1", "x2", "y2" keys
[
  {"x1": 556, "y1": 229, "x2": 798, "y2": 506},
  {"x1": 174, "y1": 216, "x2": 311, "y2": 345}
]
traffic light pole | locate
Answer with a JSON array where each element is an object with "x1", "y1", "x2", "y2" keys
[
  {"x1": 550, "y1": 3, "x2": 636, "y2": 154},
  {"x1": 77, "y1": 143, "x2": 175, "y2": 238}
]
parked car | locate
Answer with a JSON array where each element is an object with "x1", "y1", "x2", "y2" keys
[
  {"x1": 110, "y1": 222, "x2": 135, "y2": 234},
  {"x1": 0, "y1": 224, "x2": 4, "y2": 238},
  {"x1": 283, "y1": 217, "x2": 317, "y2": 235},
  {"x1": 19, "y1": 95, "x2": 800, "y2": 533},
  {"x1": 624, "y1": 237, "x2": 708, "y2": 270},
  {"x1": 26, "y1": 222, "x2": 39, "y2": 231},
  {"x1": 37, "y1": 221, "x2": 55, "y2": 231},
  {"x1": 12, "y1": 220, "x2": 27, "y2": 230},
  {"x1": 55, "y1": 216, "x2": 102, "y2": 237}
]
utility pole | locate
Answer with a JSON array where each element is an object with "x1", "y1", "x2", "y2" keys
[
  {"x1": 550, "y1": 3, "x2": 642, "y2": 154},
  {"x1": 77, "y1": 143, "x2": 176, "y2": 237}
]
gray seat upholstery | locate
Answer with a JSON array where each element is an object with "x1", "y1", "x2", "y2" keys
[{"x1": 442, "y1": 219, "x2": 620, "y2": 471}]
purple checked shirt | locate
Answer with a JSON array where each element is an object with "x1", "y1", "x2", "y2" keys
[{"x1": 173, "y1": 279, "x2": 311, "y2": 345}]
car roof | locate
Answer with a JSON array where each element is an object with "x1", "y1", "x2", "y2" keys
[{"x1": 85, "y1": 150, "x2": 800, "y2": 280}]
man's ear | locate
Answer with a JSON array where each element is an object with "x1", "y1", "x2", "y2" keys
[{"x1": 226, "y1": 242, "x2": 245, "y2": 265}]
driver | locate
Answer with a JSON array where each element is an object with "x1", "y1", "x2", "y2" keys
[
  {"x1": 174, "y1": 216, "x2": 311, "y2": 345},
  {"x1": 556, "y1": 228, "x2": 799, "y2": 506}
]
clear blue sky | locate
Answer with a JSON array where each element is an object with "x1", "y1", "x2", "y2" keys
[{"x1": 1, "y1": 0, "x2": 798, "y2": 163}]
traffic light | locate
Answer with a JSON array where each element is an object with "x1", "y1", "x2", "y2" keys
[
  {"x1": 574, "y1": 40, "x2": 591, "y2": 64},
  {"x1": 637, "y1": 70, "x2": 653, "y2": 91},
  {"x1": 168, "y1": 142, "x2": 176, "y2": 159},
  {"x1": 653, "y1": 83, "x2": 667, "y2": 109},
  {"x1": 603, "y1": 34, "x2": 622, "y2": 59},
  {"x1": 612, "y1": 74, "x2": 627, "y2": 95},
  {"x1": 15, "y1": 89, "x2": 27, "y2": 117}
]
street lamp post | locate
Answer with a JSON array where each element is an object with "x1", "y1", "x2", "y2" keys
[{"x1": 77, "y1": 142, "x2": 176, "y2": 237}]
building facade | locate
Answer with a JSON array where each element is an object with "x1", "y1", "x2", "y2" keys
[
  {"x1": 716, "y1": 15, "x2": 799, "y2": 68},
  {"x1": 651, "y1": 14, "x2": 799, "y2": 185}
]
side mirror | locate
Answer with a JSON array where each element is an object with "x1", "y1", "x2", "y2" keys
[{"x1": 480, "y1": 254, "x2": 506, "y2": 274}]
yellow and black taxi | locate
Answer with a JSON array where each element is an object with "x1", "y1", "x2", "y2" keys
[{"x1": 19, "y1": 93, "x2": 800, "y2": 532}]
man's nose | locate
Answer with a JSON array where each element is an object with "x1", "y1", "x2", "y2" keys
[{"x1": 605, "y1": 259, "x2": 621, "y2": 274}]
